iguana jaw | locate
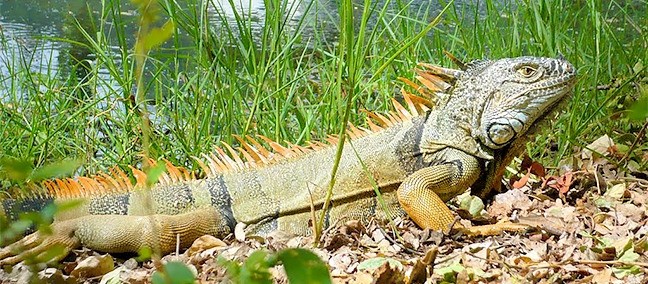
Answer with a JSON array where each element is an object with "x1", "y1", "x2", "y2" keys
[
  {"x1": 470, "y1": 92, "x2": 574, "y2": 199},
  {"x1": 469, "y1": 57, "x2": 577, "y2": 198}
]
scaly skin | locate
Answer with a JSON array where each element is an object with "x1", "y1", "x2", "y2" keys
[{"x1": 0, "y1": 56, "x2": 576, "y2": 265}]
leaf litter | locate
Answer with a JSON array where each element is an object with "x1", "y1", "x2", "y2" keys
[{"x1": 1, "y1": 135, "x2": 648, "y2": 283}]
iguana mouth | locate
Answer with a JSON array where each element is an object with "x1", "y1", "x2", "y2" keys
[
  {"x1": 535, "y1": 78, "x2": 576, "y2": 118},
  {"x1": 529, "y1": 59, "x2": 577, "y2": 106},
  {"x1": 536, "y1": 61, "x2": 577, "y2": 122}
]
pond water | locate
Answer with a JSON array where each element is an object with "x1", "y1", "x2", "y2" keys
[{"x1": 0, "y1": 0, "x2": 461, "y2": 97}]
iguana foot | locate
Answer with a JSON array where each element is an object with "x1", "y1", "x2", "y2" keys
[{"x1": 0, "y1": 219, "x2": 81, "y2": 266}]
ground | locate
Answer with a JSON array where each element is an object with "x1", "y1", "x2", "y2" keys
[{"x1": 2, "y1": 136, "x2": 647, "y2": 284}]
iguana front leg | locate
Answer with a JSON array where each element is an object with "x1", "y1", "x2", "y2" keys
[
  {"x1": 397, "y1": 149, "x2": 480, "y2": 231},
  {"x1": 0, "y1": 208, "x2": 232, "y2": 265}
]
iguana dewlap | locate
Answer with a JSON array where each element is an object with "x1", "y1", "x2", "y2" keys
[{"x1": 0, "y1": 56, "x2": 576, "y2": 265}]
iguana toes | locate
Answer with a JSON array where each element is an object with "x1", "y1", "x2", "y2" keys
[{"x1": 0, "y1": 56, "x2": 576, "y2": 265}]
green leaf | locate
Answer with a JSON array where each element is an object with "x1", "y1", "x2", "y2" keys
[
  {"x1": 151, "y1": 272, "x2": 165, "y2": 284},
  {"x1": 277, "y1": 248, "x2": 331, "y2": 284},
  {"x1": 130, "y1": 0, "x2": 148, "y2": 6},
  {"x1": 357, "y1": 257, "x2": 403, "y2": 271},
  {"x1": 40, "y1": 203, "x2": 59, "y2": 221},
  {"x1": 136, "y1": 246, "x2": 153, "y2": 262},
  {"x1": 30, "y1": 159, "x2": 82, "y2": 181},
  {"x1": 144, "y1": 20, "x2": 175, "y2": 51},
  {"x1": 0, "y1": 157, "x2": 33, "y2": 182},
  {"x1": 33, "y1": 244, "x2": 67, "y2": 264},
  {"x1": 218, "y1": 256, "x2": 241, "y2": 280},
  {"x1": 146, "y1": 163, "x2": 167, "y2": 187},
  {"x1": 152, "y1": 262, "x2": 195, "y2": 284},
  {"x1": 240, "y1": 250, "x2": 273, "y2": 284},
  {"x1": 593, "y1": 197, "x2": 614, "y2": 209},
  {"x1": 605, "y1": 183, "x2": 626, "y2": 199},
  {"x1": 19, "y1": 211, "x2": 53, "y2": 235},
  {"x1": 628, "y1": 88, "x2": 648, "y2": 121},
  {"x1": 165, "y1": 262, "x2": 196, "y2": 283},
  {"x1": 618, "y1": 250, "x2": 640, "y2": 262},
  {"x1": 612, "y1": 265, "x2": 641, "y2": 278},
  {"x1": 434, "y1": 262, "x2": 465, "y2": 279},
  {"x1": 0, "y1": 219, "x2": 32, "y2": 243},
  {"x1": 459, "y1": 195, "x2": 485, "y2": 217},
  {"x1": 7, "y1": 219, "x2": 32, "y2": 233},
  {"x1": 55, "y1": 199, "x2": 83, "y2": 214}
]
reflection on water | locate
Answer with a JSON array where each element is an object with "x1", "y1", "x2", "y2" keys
[
  {"x1": 206, "y1": 0, "x2": 359, "y2": 53},
  {"x1": 0, "y1": 0, "x2": 463, "y2": 92},
  {"x1": 209, "y1": 0, "x2": 307, "y2": 29},
  {"x1": 0, "y1": 0, "x2": 89, "y2": 76},
  {"x1": 0, "y1": 21, "x2": 62, "y2": 77},
  {"x1": 0, "y1": 0, "x2": 332, "y2": 99},
  {"x1": 0, "y1": 0, "x2": 123, "y2": 100}
]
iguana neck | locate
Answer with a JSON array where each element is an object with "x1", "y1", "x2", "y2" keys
[{"x1": 419, "y1": 99, "x2": 494, "y2": 160}]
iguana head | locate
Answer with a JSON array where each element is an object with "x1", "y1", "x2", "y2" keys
[{"x1": 451, "y1": 56, "x2": 577, "y2": 150}]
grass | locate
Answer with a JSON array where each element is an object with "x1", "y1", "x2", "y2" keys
[{"x1": 0, "y1": 0, "x2": 646, "y2": 184}]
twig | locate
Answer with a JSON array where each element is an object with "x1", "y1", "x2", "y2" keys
[
  {"x1": 573, "y1": 259, "x2": 648, "y2": 268},
  {"x1": 176, "y1": 233, "x2": 180, "y2": 256},
  {"x1": 377, "y1": 225, "x2": 421, "y2": 255},
  {"x1": 466, "y1": 250, "x2": 648, "y2": 271},
  {"x1": 618, "y1": 177, "x2": 648, "y2": 188},
  {"x1": 464, "y1": 251, "x2": 523, "y2": 270}
]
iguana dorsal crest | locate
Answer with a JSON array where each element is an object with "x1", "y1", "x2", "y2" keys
[{"x1": 16, "y1": 63, "x2": 459, "y2": 201}]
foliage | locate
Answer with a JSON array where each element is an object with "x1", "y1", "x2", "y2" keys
[
  {"x1": 218, "y1": 248, "x2": 331, "y2": 284},
  {"x1": 130, "y1": 0, "x2": 175, "y2": 163},
  {"x1": 0, "y1": 158, "x2": 82, "y2": 185},
  {"x1": 0, "y1": 157, "x2": 81, "y2": 249},
  {"x1": 628, "y1": 85, "x2": 648, "y2": 122},
  {"x1": 152, "y1": 261, "x2": 196, "y2": 284}
]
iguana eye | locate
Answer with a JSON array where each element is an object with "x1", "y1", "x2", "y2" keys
[
  {"x1": 517, "y1": 65, "x2": 537, "y2": 78},
  {"x1": 487, "y1": 123, "x2": 515, "y2": 147}
]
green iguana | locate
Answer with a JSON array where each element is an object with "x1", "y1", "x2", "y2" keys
[{"x1": 0, "y1": 56, "x2": 577, "y2": 265}]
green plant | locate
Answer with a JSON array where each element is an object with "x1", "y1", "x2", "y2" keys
[{"x1": 218, "y1": 248, "x2": 331, "y2": 284}]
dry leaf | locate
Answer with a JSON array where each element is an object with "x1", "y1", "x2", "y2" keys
[
  {"x1": 582, "y1": 135, "x2": 615, "y2": 158},
  {"x1": 39, "y1": 268, "x2": 75, "y2": 284},
  {"x1": 187, "y1": 235, "x2": 227, "y2": 257},
  {"x1": 371, "y1": 261, "x2": 405, "y2": 284},
  {"x1": 70, "y1": 255, "x2": 115, "y2": 278},
  {"x1": 512, "y1": 171, "x2": 531, "y2": 189}
]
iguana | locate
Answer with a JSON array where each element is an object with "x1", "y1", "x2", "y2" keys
[{"x1": 0, "y1": 56, "x2": 576, "y2": 265}]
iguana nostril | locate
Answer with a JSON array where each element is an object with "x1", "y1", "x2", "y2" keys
[{"x1": 564, "y1": 63, "x2": 575, "y2": 75}]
